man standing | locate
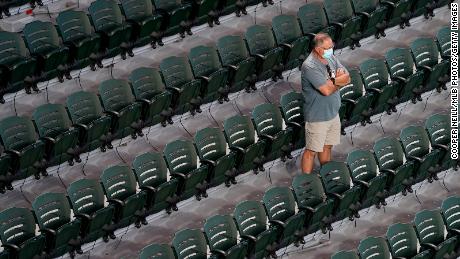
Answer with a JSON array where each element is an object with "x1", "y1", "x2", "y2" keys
[{"x1": 301, "y1": 33, "x2": 351, "y2": 174}]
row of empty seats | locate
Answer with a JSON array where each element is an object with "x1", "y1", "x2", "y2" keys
[
  {"x1": 0, "y1": 111, "x2": 454, "y2": 259},
  {"x1": 332, "y1": 196, "x2": 460, "y2": 259},
  {"x1": 0, "y1": 0, "x2": 451, "y2": 103}
]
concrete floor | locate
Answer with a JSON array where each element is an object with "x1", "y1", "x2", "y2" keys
[{"x1": 0, "y1": 1, "x2": 457, "y2": 258}]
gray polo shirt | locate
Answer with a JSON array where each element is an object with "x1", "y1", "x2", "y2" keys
[{"x1": 301, "y1": 53, "x2": 347, "y2": 122}]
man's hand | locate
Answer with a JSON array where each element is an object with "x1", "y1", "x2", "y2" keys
[
  {"x1": 334, "y1": 69, "x2": 351, "y2": 87},
  {"x1": 336, "y1": 68, "x2": 346, "y2": 77}
]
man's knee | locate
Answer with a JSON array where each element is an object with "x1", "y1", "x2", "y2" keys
[
  {"x1": 323, "y1": 145, "x2": 333, "y2": 151},
  {"x1": 303, "y1": 149, "x2": 317, "y2": 158}
]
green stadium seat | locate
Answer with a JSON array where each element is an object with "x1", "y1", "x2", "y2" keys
[
  {"x1": 160, "y1": 56, "x2": 202, "y2": 115},
  {"x1": 297, "y1": 3, "x2": 336, "y2": 42},
  {"x1": 0, "y1": 207, "x2": 46, "y2": 259},
  {"x1": 441, "y1": 196, "x2": 460, "y2": 243},
  {"x1": 233, "y1": 200, "x2": 279, "y2": 259},
  {"x1": 32, "y1": 193, "x2": 82, "y2": 258},
  {"x1": 425, "y1": 114, "x2": 456, "y2": 170},
  {"x1": 194, "y1": 127, "x2": 238, "y2": 187},
  {"x1": 263, "y1": 186, "x2": 306, "y2": 247},
  {"x1": 245, "y1": 25, "x2": 284, "y2": 81},
  {"x1": 172, "y1": 229, "x2": 208, "y2": 259},
  {"x1": 0, "y1": 116, "x2": 46, "y2": 181},
  {"x1": 0, "y1": 145, "x2": 11, "y2": 193},
  {"x1": 66, "y1": 91, "x2": 113, "y2": 153},
  {"x1": 331, "y1": 250, "x2": 360, "y2": 259},
  {"x1": 67, "y1": 179, "x2": 115, "y2": 243},
  {"x1": 412, "y1": 0, "x2": 436, "y2": 19},
  {"x1": 189, "y1": 0, "x2": 220, "y2": 27},
  {"x1": 120, "y1": 0, "x2": 164, "y2": 48},
  {"x1": 291, "y1": 174, "x2": 335, "y2": 234},
  {"x1": 223, "y1": 115, "x2": 266, "y2": 174},
  {"x1": 32, "y1": 103, "x2": 80, "y2": 167},
  {"x1": 252, "y1": 103, "x2": 293, "y2": 162},
  {"x1": 204, "y1": 215, "x2": 248, "y2": 259},
  {"x1": 381, "y1": 0, "x2": 412, "y2": 29},
  {"x1": 410, "y1": 37, "x2": 450, "y2": 93},
  {"x1": 98, "y1": 79, "x2": 143, "y2": 139},
  {"x1": 436, "y1": 26, "x2": 451, "y2": 61},
  {"x1": 152, "y1": 0, "x2": 193, "y2": 38},
  {"x1": 279, "y1": 92, "x2": 305, "y2": 149},
  {"x1": 0, "y1": 31, "x2": 37, "y2": 102},
  {"x1": 358, "y1": 236, "x2": 392, "y2": 259},
  {"x1": 323, "y1": 0, "x2": 362, "y2": 49},
  {"x1": 56, "y1": 10, "x2": 102, "y2": 72},
  {"x1": 386, "y1": 223, "x2": 433, "y2": 258},
  {"x1": 128, "y1": 67, "x2": 173, "y2": 127},
  {"x1": 89, "y1": 0, "x2": 134, "y2": 60},
  {"x1": 139, "y1": 243, "x2": 175, "y2": 259},
  {"x1": 216, "y1": 35, "x2": 257, "y2": 93},
  {"x1": 359, "y1": 58, "x2": 399, "y2": 115},
  {"x1": 373, "y1": 137, "x2": 416, "y2": 196},
  {"x1": 272, "y1": 14, "x2": 309, "y2": 70},
  {"x1": 414, "y1": 210, "x2": 458, "y2": 259},
  {"x1": 22, "y1": 20, "x2": 70, "y2": 83},
  {"x1": 163, "y1": 139, "x2": 209, "y2": 201},
  {"x1": 351, "y1": 0, "x2": 389, "y2": 38},
  {"x1": 188, "y1": 45, "x2": 229, "y2": 104},
  {"x1": 385, "y1": 47, "x2": 425, "y2": 104},
  {"x1": 400, "y1": 125, "x2": 442, "y2": 183},
  {"x1": 132, "y1": 152, "x2": 180, "y2": 214},
  {"x1": 347, "y1": 150, "x2": 388, "y2": 209},
  {"x1": 319, "y1": 161, "x2": 362, "y2": 221},
  {"x1": 100, "y1": 165, "x2": 147, "y2": 229}
]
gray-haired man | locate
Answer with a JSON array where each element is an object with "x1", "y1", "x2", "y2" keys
[{"x1": 301, "y1": 33, "x2": 351, "y2": 174}]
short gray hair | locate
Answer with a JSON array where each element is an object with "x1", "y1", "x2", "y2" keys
[{"x1": 313, "y1": 33, "x2": 331, "y2": 48}]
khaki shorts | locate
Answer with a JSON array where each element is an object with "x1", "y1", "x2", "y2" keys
[{"x1": 305, "y1": 115, "x2": 341, "y2": 152}]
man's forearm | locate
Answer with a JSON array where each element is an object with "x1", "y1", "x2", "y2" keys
[{"x1": 334, "y1": 74, "x2": 351, "y2": 86}]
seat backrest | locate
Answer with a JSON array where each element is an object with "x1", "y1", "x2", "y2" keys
[
  {"x1": 441, "y1": 196, "x2": 460, "y2": 231},
  {"x1": 56, "y1": 10, "x2": 93, "y2": 42},
  {"x1": 384, "y1": 47, "x2": 415, "y2": 79},
  {"x1": 0, "y1": 207, "x2": 37, "y2": 246},
  {"x1": 331, "y1": 250, "x2": 360, "y2": 259},
  {"x1": 297, "y1": 3, "x2": 329, "y2": 35},
  {"x1": 357, "y1": 236, "x2": 391, "y2": 259},
  {"x1": 189, "y1": 45, "x2": 222, "y2": 77},
  {"x1": 351, "y1": 0, "x2": 379, "y2": 14},
  {"x1": 160, "y1": 56, "x2": 195, "y2": 89},
  {"x1": 101, "y1": 165, "x2": 138, "y2": 201},
  {"x1": 194, "y1": 127, "x2": 227, "y2": 162},
  {"x1": 32, "y1": 193, "x2": 72, "y2": 230},
  {"x1": 323, "y1": 0, "x2": 354, "y2": 23},
  {"x1": 386, "y1": 223, "x2": 420, "y2": 257},
  {"x1": 140, "y1": 243, "x2": 175, "y2": 259},
  {"x1": 216, "y1": 35, "x2": 250, "y2": 66},
  {"x1": 280, "y1": 92, "x2": 304, "y2": 124},
  {"x1": 0, "y1": 116, "x2": 38, "y2": 151},
  {"x1": 319, "y1": 161, "x2": 352, "y2": 194},
  {"x1": 425, "y1": 113, "x2": 450, "y2": 146},
  {"x1": 291, "y1": 173, "x2": 327, "y2": 210},
  {"x1": 414, "y1": 210, "x2": 447, "y2": 245},
  {"x1": 373, "y1": 137, "x2": 405, "y2": 170},
  {"x1": 32, "y1": 103, "x2": 72, "y2": 138},
  {"x1": 163, "y1": 139, "x2": 198, "y2": 174},
  {"x1": 67, "y1": 179, "x2": 106, "y2": 215},
  {"x1": 204, "y1": 214, "x2": 239, "y2": 252},
  {"x1": 410, "y1": 37, "x2": 440, "y2": 68},
  {"x1": 245, "y1": 24, "x2": 277, "y2": 55},
  {"x1": 436, "y1": 26, "x2": 451, "y2": 57},
  {"x1": 152, "y1": 0, "x2": 181, "y2": 11},
  {"x1": 252, "y1": 103, "x2": 283, "y2": 137},
  {"x1": 172, "y1": 228, "x2": 208, "y2": 259},
  {"x1": 89, "y1": 0, "x2": 124, "y2": 31},
  {"x1": 129, "y1": 67, "x2": 166, "y2": 101},
  {"x1": 359, "y1": 58, "x2": 390, "y2": 90},
  {"x1": 233, "y1": 200, "x2": 268, "y2": 237},
  {"x1": 132, "y1": 152, "x2": 168, "y2": 189},
  {"x1": 272, "y1": 14, "x2": 303, "y2": 44},
  {"x1": 23, "y1": 20, "x2": 61, "y2": 54},
  {"x1": 399, "y1": 125, "x2": 431, "y2": 158},
  {"x1": 0, "y1": 31, "x2": 29, "y2": 64},
  {"x1": 121, "y1": 0, "x2": 153, "y2": 20},
  {"x1": 263, "y1": 186, "x2": 296, "y2": 222},
  {"x1": 98, "y1": 79, "x2": 136, "y2": 112},
  {"x1": 223, "y1": 115, "x2": 256, "y2": 149},
  {"x1": 340, "y1": 68, "x2": 364, "y2": 100},
  {"x1": 346, "y1": 149, "x2": 378, "y2": 183},
  {"x1": 66, "y1": 91, "x2": 105, "y2": 125}
]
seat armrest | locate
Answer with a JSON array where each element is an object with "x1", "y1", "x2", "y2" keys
[
  {"x1": 41, "y1": 227, "x2": 56, "y2": 236},
  {"x1": 280, "y1": 43, "x2": 292, "y2": 49},
  {"x1": 419, "y1": 65, "x2": 433, "y2": 72},
  {"x1": 229, "y1": 145, "x2": 245, "y2": 153},
  {"x1": 380, "y1": 169, "x2": 396, "y2": 175},
  {"x1": 140, "y1": 186, "x2": 157, "y2": 193},
  {"x1": 449, "y1": 228, "x2": 460, "y2": 235},
  {"x1": 105, "y1": 110, "x2": 120, "y2": 117},
  {"x1": 166, "y1": 86, "x2": 182, "y2": 93},
  {"x1": 200, "y1": 159, "x2": 216, "y2": 167},
  {"x1": 42, "y1": 136, "x2": 56, "y2": 144},
  {"x1": 407, "y1": 155, "x2": 422, "y2": 163},
  {"x1": 357, "y1": 11, "x2": 370, "y2": 18},
  {"x1": 138, "y1": 98, "x2": 152, "y2": 105},
  {"x1": 225, "y1": 64, "x2": 238, "y2": 70},
  {"x1": 2, "y1": 243, "x2": 20, "y2": 251},
  {"x1": 330, "y1": 192, "x2": 343, "y2": 199},
  {"x1": 342, "y1": 98, "x2": 357, "y2": 105},
  {"x1": 306, "y1": 33, "x2": 316, "y2": 38},
  {"x1": 422, "y1": 243, "x2": 438, "y2": 250},
  {"x1": 254, "y1": 54, "x2": 266, "y2": 60},
  {"x1": 367, "y1": 87, "x2": 383, "y2": 94},
  {"x1": 393, "y1": 76, "x2": 407, "y2": 83},
  {"x1": 75, "y1": 213, "x2": 92, "y2": 221},
  {"x1": 171, "y1": 172, "x2": 186, "y2": 179},
  {"x1": 259, "y1": 134, "x2": 274, "y2": 141},
  {"x1": 211, "y1": 249, "x2": 227, "y2": 257},
  {"x1": 270, "y1": 220, "x2": 286, "y2": 228},
  {"x1": 287, "y1": 121, "x2": 302, "y2": 128},
  {"x1": 381, "y1": 1, "x2": 395, "y2": 7},
  {"x1": 330, "y1": 22, "x2": 344, "y2": 28},
  {"x1": 74, "y1": 123, "x2": 88, "y2": 131},
  {"x1": 433, "y1": 143, "x2": 448, "y2": 151},
  {"x1": 241, "y1": 234, "x2": 257, "y2": 242},
  {"x1": 354, "y1": 179, "x2": 369, "y2": 187},
  {"x1": 108, "y1": 198, "x2": 125, "y2": 207},
  {"x1": 197, "y1": 76, "x2": 210, "y2": 82},
  {"x1": 5, "y1": 149, "x2": 20, "y2": 157}
]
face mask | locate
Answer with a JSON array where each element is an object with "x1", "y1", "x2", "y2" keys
[{"x1": 322, "y1": 48, "x2": 333, "y2": 59}]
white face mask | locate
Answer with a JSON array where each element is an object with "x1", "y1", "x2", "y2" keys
[{"x1": 322, "y1": 48, "x2": 333, "y2": 59}]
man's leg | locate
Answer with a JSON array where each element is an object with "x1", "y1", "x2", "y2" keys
[
  {"x1": 302, "y1": 149, "x2": 316, "y2": 174},
  {"x1": 318, "y1": 145, "x2": 333, "y2": 165},
  {"x1": 319, "y1": 115, "x2": 341, "y2": 166}
]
